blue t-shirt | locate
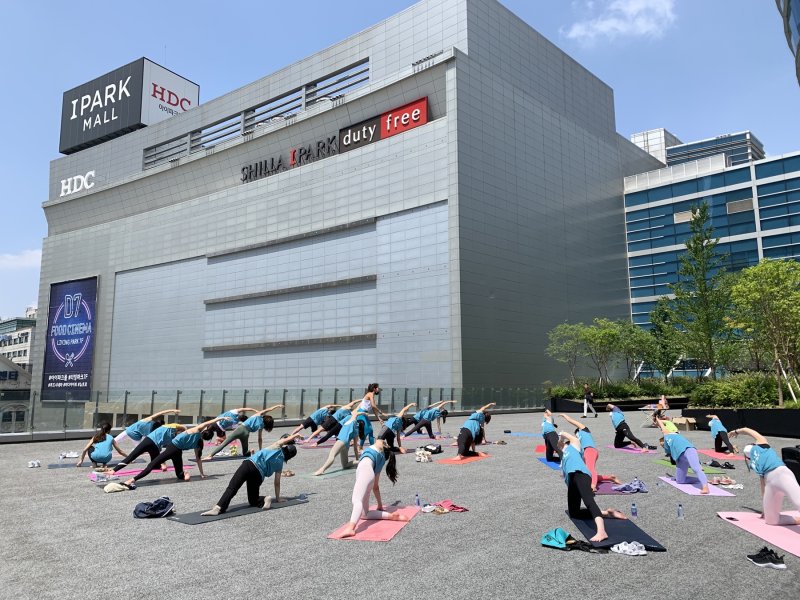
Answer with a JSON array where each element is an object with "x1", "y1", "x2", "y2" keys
[
  {"x1": 560, "y1": 444, "x2": 591, "y2": 486},
  {"x1": 249, "y1": 448, "x2": 284, "y2": 481},
  {"x1": 576, "y1": 429, "x2": 595, "y2": 452},
  {"x1": 90, "y1": 434, "x2": 114, "y2": 463},
  {"x1": 243, "y1": 415, "x2": 264, "y2": 432},
  {"x1": 385, "y1": 416, "x2": 402, "y2": 433},
  {"x1": 463, "y1": 418, "x2": 481, "y2": 439},
  {"x1": 147, "y1": 426, "x2": 177, "y2": 448},
  {"x1": 663, "y1": 433, "x2": 693, "y2": 462},
  {"x1": 360, "y1": 447, "x2": 386, "y2": 474},
  {"x1": 468, "y1": 412, "x2": 486, "y2": 425},
  {"x1": 310, "y1": 408, "x2": 328, "y2": 425},
  {"x1": 610, "y1": 408, "x2": 625, "y2": 429},
  {"x1": 750, "y1": 445, "x2": 785, "y2": 476},
  {"x1": 413, "y1": 410, "x2": 424, "y2": 422},
  {"x1": 338, "y1": 420, "x2": 358, "y2": 444},
  {"x1": 217, "y1": 410, "x2": 239, "y2": 430},
  {"x1": 709, "y1": 418, "x2": 727, "y2": 438},
  {"x1": 172, "y1": 431, "x2": 201, "y2": 450},
  {"x1": 541, "y1": 418, "x2": 555, "y2": 435},
  {"x1": 333, "y1": 408, "x2": 352, "y2": 424},
  {"x1": 125, "y1": 420, "x2": 154, "y2": 441},
  {"x1": 421, "y1": 408, "x2": 441, "y2": 421}
]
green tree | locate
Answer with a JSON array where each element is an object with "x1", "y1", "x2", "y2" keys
[
  {"x1": 668, "y1": 202, "x2": 734, "y2": 379},
  {"x1": 644, "y1": 299, "x2": 682, "y2": 384},
  {"x1": 615, "y1": 319, "x2": 654, "y2": 380},
  {"x1": 729, "y1": 259, "x2": 800, "y2": 406},
  {"x1": 546, "y1": 322, "x2": 585, "y2": 386},
  {"x1": 580, "y1": 318, "x2": 619, "y2": 385}
]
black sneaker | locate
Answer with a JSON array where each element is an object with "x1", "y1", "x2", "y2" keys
[
  {"x1": 709, "y1": 460, "x2": 723, "y2": 468},
  {"x1": 747, "y1": 547, "x2": 786, "y2": 570}
]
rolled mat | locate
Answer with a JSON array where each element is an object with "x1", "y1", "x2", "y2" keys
[
  {"x1": 328, "y1": 505, "x2": 419, "y2": 541},
  {"x1": 189, "y1": 455, "x2": 246, "y2": 462},
  {"x1": 717, "y1": 511, "x2": 800, "y2": 558},
  {"x1": 605, "y1": 444, "x2": 651, "y2": 455},
  {"x1": 653, "y1": 458, "x2": 724, "y2": 475},
  {"x1": 657, "y1": 476, "x2": 735, "y2": 496},
  {"x1": 167, "y1": 498, "x2": 309, "y2": 524},
  {"x1": 698, "y1": 449, "x2": 745, "y2": 461},
  {"x1": 537, "y1": 457, "x2": 561, "y2": 470},
  {"x1": 438, "y1": 455, "x2": 490, "y2": 465},
  {"x1": 595, "y1": 481, "x2": 628, "y2": 495},
  {"x1": 568, "y1": 511, "x2": 666, "y2": 551}
]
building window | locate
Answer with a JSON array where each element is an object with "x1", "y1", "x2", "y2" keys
[
  {"x1": 674, "y1": 210, "x2": 694, "y2": 224},
  {"x1": 727, "y1": 198, "x2": 754, "y2": 214}
]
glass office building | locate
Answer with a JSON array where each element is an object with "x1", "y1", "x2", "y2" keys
[
  {"x1": 31, "y1": 0, "x2": 660, "y2": 429},
  {"x1": 625, "y1": 150, "x2": 800, "y2": 327},
  {"x1": 630, "y1": 128, "x2": 682, "y2": 165},
  {"x1": 777, "y1": 0, "x2": 800, "y2": 86},
  {"x1": 665, "y1": 132, "x2": 765, "y2": 167}
]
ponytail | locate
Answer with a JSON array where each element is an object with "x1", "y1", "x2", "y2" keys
[
  {"x1": 92, "y1": 422, "x2": 111, "y2": 443},
  {"x1": 440, "y1": 409, "x2": 448, "y2": 424},
  {"x1": 385, "y1": 449, "x2": 398, "y2": 484}
]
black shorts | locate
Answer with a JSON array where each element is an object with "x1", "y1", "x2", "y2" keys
[
  {"x1": 301, "y1": 417, "x2": 316, "y2": 430},
  {"x1": 321, "y1": 416, "x2": 339, "y2": 431}
]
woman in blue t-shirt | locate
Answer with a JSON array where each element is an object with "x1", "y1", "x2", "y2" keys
[
  {"x1": 376, "y1": 403, "x2": 417, "y2": 453},
  {"x1": 733, "y1": 427, "x2": 800, "y2": 526},
  {"x1": 332, "y1": 439, "x2": 409, "y2": 538},
  {"x1": 541, "y1": 409, "x2": 561, "y2": 463},
  {"x1": 201, "y1": 433, "x2": 303, "y2": 516},
  {"x1": 454, "y1": 405, "x2": 495, "y2": 460},
  {"x1": 313, "y1": 409, "x2": 361, "y2": 475},
  {"x1": 705, "y1": 414, "x2": 737, "y2": 454},
  {"x1": 557, "y1": 431, "x2": 627, "y2": 542},
  {"x1": 288, "y1": 404, "x2": 339, "y2": 439},
  {"x1": 605, "y1": 404, "x2": 649, "y2": 451},
  {"x1": 203, "y1": 404, "x2": 283, "y2": 459},
  {"x1": 657, "y1": 419, "x2": 709, "y2": 494},
  {"x1": 77, "y1": 422, "x2": 128, "y2": 468},
  {"x1": 402, "y1": 400, "x2": 456, "y2": 439},
  {"x1": 114, "y1": 409, "x2": 181, "y2": 447},
  {"x1": 307, "y1": 400, "x2": 362, "y2": 446}
]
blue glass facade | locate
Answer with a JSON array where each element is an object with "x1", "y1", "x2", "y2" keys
[
  {"x1": 777, "y1": 0, "x2": 800, "y2": 86},
  {"x1": 626, "y1": 152, "x2": 800, "y2": 325},
  {"x1": 665, "y1": 132, "x2": 765, "y2": 167}
]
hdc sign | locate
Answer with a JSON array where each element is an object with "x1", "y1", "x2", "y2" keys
[
  {"x1": 151, "y1": 83, "x2": 193, "y2": 112},
  {"x1": 339, "y1": 97, "x2": 428, "y2": 153}
]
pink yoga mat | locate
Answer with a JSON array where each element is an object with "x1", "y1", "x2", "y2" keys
[
  {"x1": 698, "y1": 449, "x2": 745, "y2": 461},
  {"x1": 718, "y1": 511, "x2": 800, "y2": 558},
  {"x1": 112, "y1": 465, "x2": 193, "y2": 477},
  {"x1": 438, "y1": 455, "x2": 490, "y2": 465},
  {"x1": 658, "y1": 476, "x2": 735, "y2": 496},
  {"x1": 595, "y1": 481, "x2": 627, "y2": 495},
  {"x1": 605, "y1": 444, "x2": 651, "y2": 454},
  {"x1": 327, "y1": 505, "x2": 419, "y2": 541},
  {"x1": 534, "y1": 445, "x2": 545, "y2": 453}
]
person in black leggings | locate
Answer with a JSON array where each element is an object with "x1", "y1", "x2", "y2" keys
[
  {"x1": 402, "y1": 401, "x2": 456, "y2": 439},
  {"x1": 376, "y1": 404, "x2": 416, "y2": 453},
  {"x1": 307, "y1": 400, "x2": 361, "y2": 446},
  {"x1": 542, "y1": 409, "x2": 561, "y2": 462},
  {"x1": 110, "y1": 419, "x2": 170, "y2": 473},
  {"x1": 606, "y1": 404, "x2": 650, "y2": 452},
  {"x1": 455, "y1": 410, "x2": 493, "y2": 460},
  {"x1": 558, "y1": 431, "x2": 627, "y2": 542}
]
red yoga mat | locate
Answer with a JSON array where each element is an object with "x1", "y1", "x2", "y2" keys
[
  {"x1": 534, "y1": 445, "x2": 545, "y2": 453},
  {"x1": 718, "y1": 511, "x2": 800, "y2": 558},
  {"x1": 327, "y1": 505, "x2": 419, "y2": 541},
  {"x1": 698, "y1": 449, "x2": 745, "y2": 461},
  {"x1": 437, "y1": 455, "x2": 490, "y2": 465}
]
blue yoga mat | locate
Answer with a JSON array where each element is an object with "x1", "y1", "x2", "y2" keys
[{"x1": 537, "y1": 457, "x2": 561, "y2": 470}]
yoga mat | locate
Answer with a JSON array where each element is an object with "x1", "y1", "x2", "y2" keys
[
  {"x1": 537, "y1": 457, "x2": 561, "y2": 470},
  {"x1": 698, "y1": 449, "x2": 745, "y2": 461},
  {"x1": 48, "y1": 459, "x2": 145, "y2": 469},
  {"x1": 190, "y1": 455, "x2": 246, "y2": 462},
  {"x1": 654, "y1": 458, "x2": 724, "y2": 475},
  {"x1": 405, "y1": 433, "x2": 452, "y2": 439},
  {"x1": 99, "y1": 474, "x2": 224, "y2": 488},
  {"x1": 605, "y1": 444, "x2": 650, "y2": 455},
  {"x1": 438, "y1": 455, "x2": 490, "y2": 465},
  {"x1": 658, "y1": 476, "x2": 735, "y2": 496},
  {"x1": 507, "y1": 432, "x2": 543, "y2": 438},
  {"x1": 300, "y1": 468, "x2": 355, "y2": 479},
  {"x1": 328, "y1": 505, "x2": 419, "y2": 541},
  {"x1": 595, "y1": 481, "x2": 627, "y2": 495},
  {"x1": 112, "y1": 465, "x2": 193, "y2": 477},
  {"x1": 568, "y1": 512, "x2": 666, "y2": 552},
  {"x1": 167, "y1": 498, "x2": 309, "y2": 524},
  {"x1": 301, "y1": 442, "x2": 338, "y2": 449},
  {"x1": 717, "y1": 511, "x2": 800, "y2": 558},
  {"x1": 534, "y1": 445, "x2": 546, "y2": 453}
]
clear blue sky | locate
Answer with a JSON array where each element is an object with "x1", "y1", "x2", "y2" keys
[{"x1": 1, "y1": 0, "x2": 798, "y2": 318}]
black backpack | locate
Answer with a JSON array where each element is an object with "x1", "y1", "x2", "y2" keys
[{"x1": 133, "y1": 496, "x2": 175, "y2": 518}]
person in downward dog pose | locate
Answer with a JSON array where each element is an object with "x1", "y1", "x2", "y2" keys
[
  {"x1": 656, "y1": 418, "x2": 709, "y2": 494},
  {"x1": 541, "y1": 409, "x2": 561, "y2": 463},
  {"x1": 313, "y1": 409, "x2": 361, "y2": 475},
  {"x1": 559, "y1": 413, "x2": 620, "y2": 491},
  {"x1": 110, "y1": 422, "x2": 184, "y2": 474},
  {"x1": 114, "y1": 409, "x2": 180, "y2": 447},
  {"x1": 307, "y1": 400, "x2": 361, "y2": 446},
  {"x1": 333, "y1": 439, "x2": 409, "y2": 538},
  {"x1": 288, "y1": 405, "x2": 339, "y2": 440},
  {"x1": 706, "y1": 414, "x2": 737, "y2": 454},
  {"x1": 201, "y1": 433, "x2": 303, "y2": 516},
  {"x1": 606, "y1": 404, "x2": 649, "y2": 452},
  {"x1": 402, "y1": 400, "x2": 456, "y2": 439},
  {"x1": 210, "y1": 407, "x2": 260, "y2": 441},
  {"x1": 558, "y1": 431, "x2": 627, "y2": 542},
  {"x1": 454, "y1": 410, "x2": 492, "y2": 460},
  {"x1": 732, "y1": 427, "x2": 800, "y2": 526},
  {"x1": 376, "y1": 404, "x2": 416, "y2": 453},
  {"x1": 203, "y1": 405, "x2": 283, "y2": 459}
]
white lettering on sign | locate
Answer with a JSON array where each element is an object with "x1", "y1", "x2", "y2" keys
[
  {"x1": 69, "y1": 76, "x2": 131, "y2": 132},
  {"x1": 60, "y1": 171, "x2": 96, "y2": 197}
]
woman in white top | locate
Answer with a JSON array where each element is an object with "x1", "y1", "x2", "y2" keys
[{"x1": 356, "y1": 383, "x2": 385, "y2": 447}]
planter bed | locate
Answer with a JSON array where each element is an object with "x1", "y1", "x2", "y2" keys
[{"x1": 682, "y1": 408, "x2": 800, "y2": 439}]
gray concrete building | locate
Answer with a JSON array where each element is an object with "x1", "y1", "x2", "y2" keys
[{"x1": 34, "y1": 0, "x2": 660, "y2": 427}]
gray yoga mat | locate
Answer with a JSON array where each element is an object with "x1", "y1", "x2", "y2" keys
[
  {"x1": 300, "y1": 468, "x2": 356, "y2": 480},
  {"x1": 48, "y1": 459, "x2": 145, "y2": 469},
  {"x1": 167, "y1": 498, "x2": 309, "y2": 524},
  {"x1": 96, "y1": 474, "x2": 224, "y2": 487}
]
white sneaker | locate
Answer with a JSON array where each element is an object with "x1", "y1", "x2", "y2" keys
[{"x1": 27, "y1": 461, "x2": 35, "y2": 468}]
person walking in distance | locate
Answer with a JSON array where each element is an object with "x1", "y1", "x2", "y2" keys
[{"x1": 583, "y1": 383, "x2": 597, "y2": 418}]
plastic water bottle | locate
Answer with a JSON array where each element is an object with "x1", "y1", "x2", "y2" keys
[
  {"x1": 58, "y1": 453, "x2": 63, "y2": 465},
  {"x1": 631, "y1": 502, "x2": 638, "y2": 518},
  {"x1": 677, "y1": 503, "x2": 684, "y2": 520},
  {"x1": 415, "y1": 493, "x2": 421, "y2": 507}
]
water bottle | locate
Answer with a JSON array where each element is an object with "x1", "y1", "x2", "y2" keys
[
  {"x1": 631, "y1": 502, "x2": 638, "y2": 518},
  {"x1": 298, "y1": 493, "x2": 308, "y2": 501},
  {"x1": 58, "y1": 453, "x2": 63, "y2": 465},
  {"x1": 677, "y1": 503, "x2": 684, "y2": 520},
  {"x1": 415, "y1": 493, "x2": 421, "y2": 507}
]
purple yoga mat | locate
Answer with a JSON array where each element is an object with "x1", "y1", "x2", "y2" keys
[
  {"x1": 605, "y1": 444, "x2": 651, "y2": 455},
  {"x1": 595, "y1": 481, "x2": 628, "y2": 495},
  {"x1": 658, "y1": 476, "x2": 735, "y2": 496}
]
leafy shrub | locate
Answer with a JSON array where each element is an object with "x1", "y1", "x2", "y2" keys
[
  {"x1": 669, "y1": 376, "x2": 701, "y2": 394},
  {"x1": 638, "y1": 378, "x2": 668, "y2": 397},
  {"x1": 549, "y1": 385, "x2": 579, "y2": 400},
  {"x1": 689, "y1": 373, "x2": 784, "y2": 408}
]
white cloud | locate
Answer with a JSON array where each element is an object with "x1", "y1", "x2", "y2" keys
[
  {"x1": 0, "y1": 249, "x2": 41, "y2": 270},
  {"x1": 564, "y1": 0, "x2": 676, "y2": 43}
]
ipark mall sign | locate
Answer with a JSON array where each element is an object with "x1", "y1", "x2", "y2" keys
[{"x1": 59, "y1": 58, "x2": 199, "y2": 155}]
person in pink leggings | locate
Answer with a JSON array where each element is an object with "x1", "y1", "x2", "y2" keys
[{"x1": 559, "y1": 413, "x2": 621, "y2": 491}]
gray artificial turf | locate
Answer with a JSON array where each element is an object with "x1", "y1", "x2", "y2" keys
[{"x1": 2, "y1": 413, "x2": 799, "y2": 599}]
